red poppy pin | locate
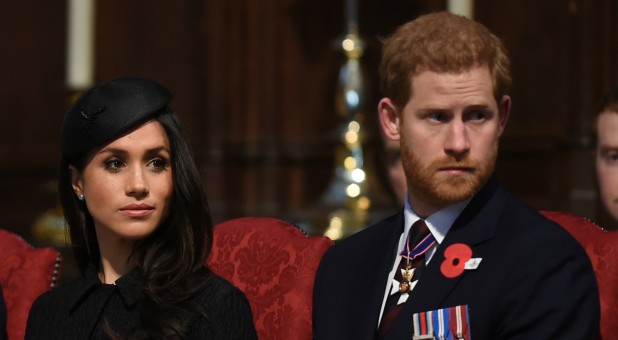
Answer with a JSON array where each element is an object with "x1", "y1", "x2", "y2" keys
[{"x1": 440, "y1": 243, "x2": 482, "y2": 278}]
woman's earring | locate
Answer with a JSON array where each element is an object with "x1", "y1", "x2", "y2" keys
[{"x1": 78, "y1": 194, "x2": 85, "y2": 201}]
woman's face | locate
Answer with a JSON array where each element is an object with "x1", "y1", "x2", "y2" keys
[{"x1": 71, "y1": 120, "x2": 173, "y2": 248}]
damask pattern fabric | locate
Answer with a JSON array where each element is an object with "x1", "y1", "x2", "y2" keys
[
  {"x1": 0, "y1": 229, "x2": 60, "y2": 340},
  {"x1": 540, "y1": 210, "x2": 618, "y2": 340},
  {"x1": 207, "y1": 217, "x2": 333, "y2": 340}
]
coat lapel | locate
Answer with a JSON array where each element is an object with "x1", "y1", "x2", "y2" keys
[
  {"x1": 356, "y1": 212, "x2": 405, "y2": 339},
  {"x1": 383, "y1": 176, "x2": 507, "y2": 339}
]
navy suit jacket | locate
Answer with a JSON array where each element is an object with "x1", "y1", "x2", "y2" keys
[{"x1": 313, "y1": 177, "x2": 600, "y2": 339}]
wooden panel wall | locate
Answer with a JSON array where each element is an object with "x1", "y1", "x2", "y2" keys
[
  {"x1": 0, "y1": 1, "x2": 66, "y2": 245},
  {"x1": 1, "y1": 0, "x2": 616, "y2": 251},
  {"x1": 478, "y1": 0, "x2": 618, "y2": 223}
]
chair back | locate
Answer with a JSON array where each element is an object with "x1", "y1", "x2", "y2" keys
[
  {"x1": 0, "y1": 229, "x2": 61, "y2": 340},
  {"x1": 540, "y1": 211, "x2": 618, "y2": 340},
  {"x1": 207, "y1": 217, "x2": 333, "y2": 340}
]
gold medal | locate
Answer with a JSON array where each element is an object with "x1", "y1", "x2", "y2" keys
[
  {"x1": 402, "y1": 268, "x2": 415, "y2": 281},
  {"x1": 399, "y1": 280, "x2": 410, "y2": 293}
]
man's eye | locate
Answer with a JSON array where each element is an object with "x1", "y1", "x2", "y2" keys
[
  {"x1": 604, "y1": 151, "x2": 618, "y2": 164},
  {"x1": 468, "y1": 111, "x2": 486, "y2": 120},
  {"x1": 427, "y1": 112, "x2": 447, "y2": 122},
  {"x1": 464, "y1": 110, "x2": 490, "y2": 122}
]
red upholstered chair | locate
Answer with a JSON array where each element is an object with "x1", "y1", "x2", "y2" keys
[
  {"x1": 207, "y1": 217, "x2": 333, "y2": 340},
  {"x1": 0, "y1": 229, "x2": 61, "y2": 340},
  {"x1": 540, "y1": 211, "x2": 618, "y2": 340}
]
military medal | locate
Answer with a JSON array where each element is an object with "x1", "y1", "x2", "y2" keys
[
  {"x1": 399, "y1": 280, "x2": 410, "y2": 293},
  {"x1": 412, "y1": 305, "x2": 471, "y2": 340},
  {"x1": 399, "y1": 266, "x2": 415, "y2": 293},
  {"x1": 396, "y1": 223, "x2": 436, "y2": 296}
]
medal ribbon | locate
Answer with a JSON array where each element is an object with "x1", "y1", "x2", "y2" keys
[{"x1": 400, "y1": 233, "x2": 436, "y2": 260}]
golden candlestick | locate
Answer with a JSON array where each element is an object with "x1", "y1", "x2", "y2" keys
[{"x1": 321, "y1": 31, "x2": 370, "y2": 241}]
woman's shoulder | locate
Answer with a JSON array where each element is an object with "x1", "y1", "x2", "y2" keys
[
  {"x1": 193, "y1": 271, "x2": 250, "y2": 309},
  {"x1": 25, "y1": 276, "x2": 97, "y2": 338},
  {"x1": 30, "y1": 276, "x2": 95, "y2": 312},
  {"x1": 189, "y1": 270, "x2": 257, "y2": 339}
]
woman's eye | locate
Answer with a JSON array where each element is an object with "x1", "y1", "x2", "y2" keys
[
  {"x1": 104, "y1": 159, "x2": 124, "y2": 170},
  {"x1": 148, "y1": 158, "x2": 169, "y2": 171}
]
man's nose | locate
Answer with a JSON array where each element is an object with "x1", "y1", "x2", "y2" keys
[{"x1": 444, "y1": 120, "x2": 470, "y2": 159}]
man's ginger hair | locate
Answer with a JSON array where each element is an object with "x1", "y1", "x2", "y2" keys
[{"x1": 379, "y1": 11, "x2": 512, "y2": 108}]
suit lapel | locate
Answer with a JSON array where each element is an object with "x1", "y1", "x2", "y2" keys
[
  {"x1": 383, "y1": 176, "x2": 507, "y2": 339},
  {"x1": 357, "y1": 212, "x2": 405, "y2": 339}
]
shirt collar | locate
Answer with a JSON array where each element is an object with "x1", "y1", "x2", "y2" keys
[{"x1": 403, "y1": 194, "x2": 471, "y2": 244}]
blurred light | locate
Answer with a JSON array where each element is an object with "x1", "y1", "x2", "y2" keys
[
  {"x1": 357, "y1": 197, "x2": 371, "y2": 210},
  {"x1": 351, "y1": 168, "x2": 366, "y2": 182},
  {"x1": 348, "y1": 121, "x2": 360, "y2": 133},
  {"x1": 325, "y1": 227, "x2": 342, "y2": 240},
  {"x1": 342, "y1": 38, "x2": 355, "y2": 52},
  {"x1": 324, "y1": 216, "x2": 343, "y2": 240},
  {"x1": 346, "y1": 183, "x2": 361, "y2": 197},
  {"x1": 345, "y1": 131, "x2": 358, "y2": 144},
  {"x1": 330, "y1": 216, "x2": 342, "y2": 228},
  {"x1": 344, "y1": 156, "x2": 357, "y2": 169},
  {"x1": 346, "y1": 90, "x2": 359, "y2": 107}
]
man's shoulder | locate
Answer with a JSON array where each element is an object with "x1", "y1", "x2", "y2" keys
[
  {"x1": 501, "y1": 194, "x2": 568, "y2": 231},
  {"x1": 462, "y1": 181, "x2": 584, "y2": 253},
  {"x1": 497, "y1": 193, "x2": 586, "y2": 251}
]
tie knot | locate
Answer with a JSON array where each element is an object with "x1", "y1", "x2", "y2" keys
[
  {"x1": 400, "y1": 219, "x2": 436, "y2": 260},
  {"x1": 413, "y1": 219, "x2": 429, "y2": 234},
  {"x1": 408, "y1": 219, "x2": 430, "y2": 246}
]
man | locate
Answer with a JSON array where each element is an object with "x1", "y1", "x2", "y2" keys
[
  {"x1": 594, "y1": 86, "x2": 618, "y2": 230},
  {"x1": 313, "y1": 12, "x2": 600, "y2": 339}
]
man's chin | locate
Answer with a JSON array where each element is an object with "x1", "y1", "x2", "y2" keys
[{"x1": 431, "y1": 179, "x2": 481, "y2": 204}]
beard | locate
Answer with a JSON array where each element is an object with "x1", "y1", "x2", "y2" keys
[{"x1": 401, "y1": 141, "x2": 497, "y2": 209}]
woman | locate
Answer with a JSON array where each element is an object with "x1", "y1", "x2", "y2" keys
[{"x1": 26, "y1": 77, "x2": 257, "y2": 339}]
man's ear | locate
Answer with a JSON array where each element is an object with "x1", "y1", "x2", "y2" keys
[
  {"x1": 498, "y1": 95, "x2": 511, "y2": 136},
  {"x1": 378, "y1": 97, "x2": 401, "y2": 141},
  {"x1": 70, "y1": 165, "x2": 84, "y2": 197}
]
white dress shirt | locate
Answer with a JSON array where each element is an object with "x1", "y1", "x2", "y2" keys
[{"x1": 376, "y1": 194, "x2": 470, "y2": 327}]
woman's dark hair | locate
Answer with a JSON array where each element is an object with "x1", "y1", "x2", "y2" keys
[{"x1": 58, "y1": 109, "x2": 213, "y2": 339}]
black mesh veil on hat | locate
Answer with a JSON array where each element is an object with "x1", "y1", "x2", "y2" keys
[{"x1": 60, "y1": 77, "x2": 173, "y2": 156}]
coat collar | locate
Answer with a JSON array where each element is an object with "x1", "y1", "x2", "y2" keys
[{"x1": 69, "y1": 266, "x2": 144, "y2": 312}]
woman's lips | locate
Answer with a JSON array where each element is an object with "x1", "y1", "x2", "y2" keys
[{"x1": 119, "y1": 203, "x2": 154, "y2": 217}]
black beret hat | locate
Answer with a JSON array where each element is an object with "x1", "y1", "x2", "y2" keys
[{"x1": 60, "y1": 77, "x2": 172, "y2": 156}]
